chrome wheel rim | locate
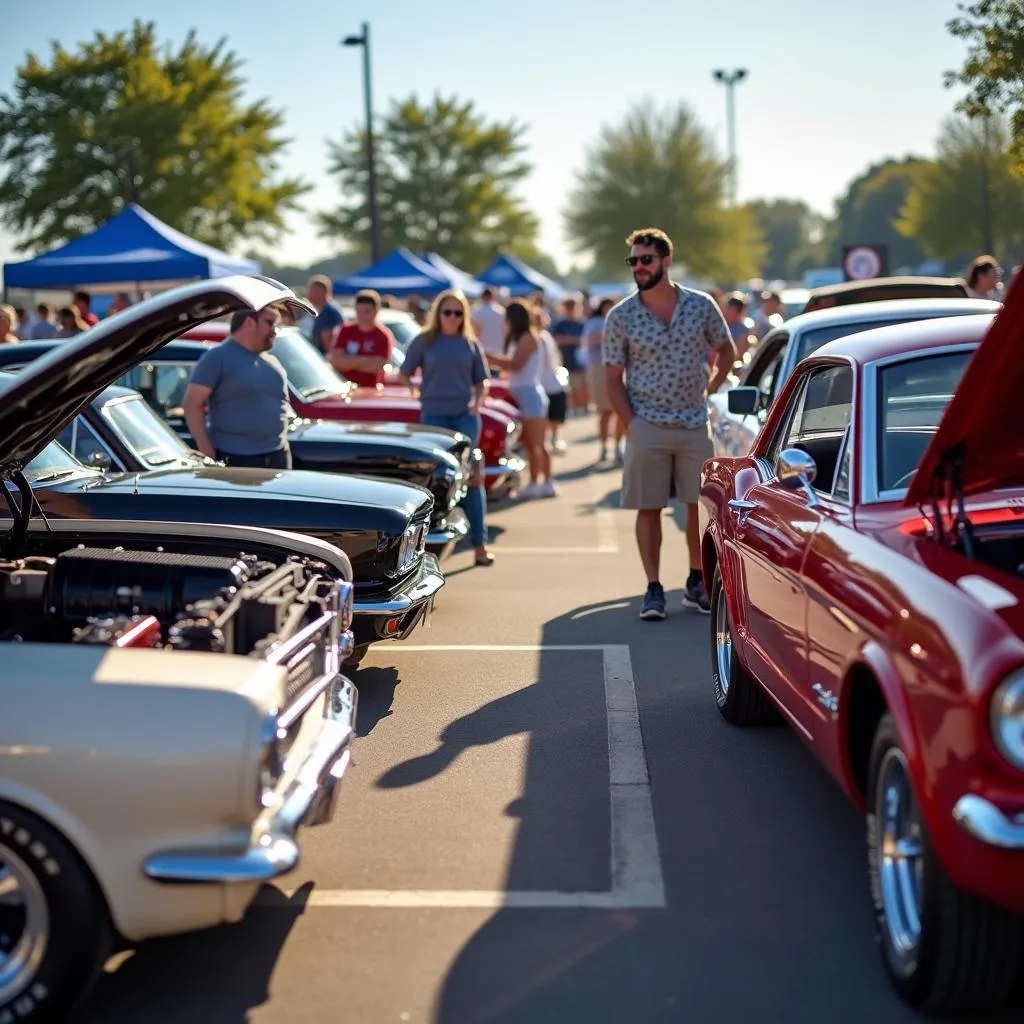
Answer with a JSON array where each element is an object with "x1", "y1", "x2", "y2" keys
[
  {"x1": 0, "y1": 842, "x2": 50, "y2": 1004},
  {"x1": 876, "y1": 748, "x2": 924, "y2": 962},
  {"x1": 714, "y1": 586, "x2": 732, "y2": 695}
]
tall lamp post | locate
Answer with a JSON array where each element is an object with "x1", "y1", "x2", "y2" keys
[
  {"x1": 712, "y1": 68, "x2": 748, "y2": 208},
  {"x1": 343, "y1": 22, "x2": 381, "y2": 263}
]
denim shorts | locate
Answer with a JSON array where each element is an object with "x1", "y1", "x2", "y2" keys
[{"x1": 511, "y1": 384, "x2": 549, "y2": 421}]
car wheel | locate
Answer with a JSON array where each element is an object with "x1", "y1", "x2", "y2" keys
[
  {"x1": 344, "y1": 645, "x2": 369, "y2": 670},
  {"x1": 709, "y1": 564, "x2": 778, "y2": 726},
  {"x1": 0, "y1": 801, "x2": 113, "y2": 1022},
  {"x1": 867, "y1": 714, "x2": 1024, "y2": 1013}
]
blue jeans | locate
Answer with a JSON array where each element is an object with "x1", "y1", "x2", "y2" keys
[{"x1": 422, "y1": 411, "x2": 488, "y2": 548}]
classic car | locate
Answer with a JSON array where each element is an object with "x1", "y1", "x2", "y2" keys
[
  {"x1": 0, "y1": 287, "x2": 445, "y2": 668},
  {"x1": 698, "y1": 304, "x2": 1024, "y2": 1013},
  {"x1": 802, "y1": 275, "x2": 970, "y2": 314},
  {"x1": 709, "y1": 297, "x2": 1001, "y2": 457},
  {"x1": 0, "y1": 276, "x2": 360, "y2": 1022},
  {"x1": 180, "y1": 322, "x2": 525, "y2": 496},
  {"x1": 0, "y1": 341, "x2": 476, "y2": 561}
]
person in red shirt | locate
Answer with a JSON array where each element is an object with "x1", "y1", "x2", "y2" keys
[
  {"x1": 72, "y1": 290, "x2": 99, "y2": 327},
  {"x1": 328, "y1": 288, "x2": 395, "y2": 387}
]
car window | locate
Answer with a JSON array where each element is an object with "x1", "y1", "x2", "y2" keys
[
  {"x1": 771, "y1": 363, "x2": 854, "y2": 494},
  {"x1": 56, "y1": 417, "x2": 119, "y2": 468},
  {"x1": 744, "y1": 334, "x2": 786, "y2": 391},
  {"x1": 794, "y1": 318, "x2": 909, "y2": 363},
  {"x1": 118, "y1": 364, "x2": 193, "y2": 416},
  {"x1": 876, "y1": 350, "x2": 972, "y2": 493}
]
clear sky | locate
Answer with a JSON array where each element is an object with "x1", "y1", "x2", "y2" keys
[{"x1": 0, "y1": 0, "x2": 971, "y2": 273}]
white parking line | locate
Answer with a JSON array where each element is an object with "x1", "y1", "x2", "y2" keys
[{"x1": 277, "y1": 644, "x2": 665, "y2": 910}]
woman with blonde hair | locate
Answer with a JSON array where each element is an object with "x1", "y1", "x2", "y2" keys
[
  {"x1": 400, "y1": 289, "x2": 494, "y2": 566},
  {"x1": 0, "y1": 305, "x2": 18, "y2": 343},
  {"x1": 487, "y1": 300, "x2": 554, "y2": 498}
]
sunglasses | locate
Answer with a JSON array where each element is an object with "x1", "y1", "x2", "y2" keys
[
  {"x1": 441, "y1": 308, "x2": 464, "y2": 317},
  {"x1": 626, "y1": 254, "x2": 660, "y2": 267}
]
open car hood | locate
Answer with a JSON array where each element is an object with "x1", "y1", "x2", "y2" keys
[
  {"x1": 0, "y1": 276, "x2": 313, "y2": 477},
  {"x1": 905, "y1": 278, "x2": 1024, "y2": 506}
]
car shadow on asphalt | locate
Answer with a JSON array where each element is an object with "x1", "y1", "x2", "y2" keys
[
  {"x1": 420, "y1": 597, "x2": 1024, "y2": 1024},
  {"x1": 350, "y1": 663, "x2": 402, "y2": 737},
  {"x1": 77, "y1": 883, "x2": 314, "y2": 1023}
]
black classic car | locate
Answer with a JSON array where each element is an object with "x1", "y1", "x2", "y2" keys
[
  {"x1": 0, "y1": 280, "x2": 444, "y2": 666},
  {"x1": 0, "y1": 341, "x2": 477, "y2": 560}
]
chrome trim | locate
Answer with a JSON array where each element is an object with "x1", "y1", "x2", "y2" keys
[
  {"x1": 952, "y1": 794, "x2": 1024, "y2": 850},
  {"x1": 427, "y1": 512, "x2": 469, "y2": 546},
  {"x1": 352, "y1": 553, "x2": 444, "y2": 615},
  {"x1": 484, "y1": 455, "x2": 526, "y2": 478},
  {"x1": 264, "y1": 611, "x2": 335, "y2": 667},
  {"x1": 144, "y1": 674, "x2": 358, "y2": 883},
  {"x1": 859, "y1": 342, "x2": 980, "y2": 505}
]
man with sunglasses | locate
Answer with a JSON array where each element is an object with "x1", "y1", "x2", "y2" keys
[
  {"x1": 183, "y1": 306, "x2": 293, "y2": 469},
  {"x1": 603, "y1": 228, "x2": 736, "y2": 620}
]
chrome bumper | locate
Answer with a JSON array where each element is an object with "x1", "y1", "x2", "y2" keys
[
  {"x1": 953, "y1": 794, "x2": 1024, "y2": 850},
  {"x1": 144, "y1": 675, "x2": 358, "y2": 884},
  {"x1": 352, "y1": 552, "x2": 445, "y2": 615},
  {"x1": 427, "y1": 507, "x2": 469, "y2": 547},
  {"x1": 485, "y1": 454, "x2": 526, "y2": 479}
]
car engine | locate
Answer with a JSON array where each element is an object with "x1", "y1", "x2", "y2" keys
[{"x1": 0, "y1": 546, "x2": 350, "y2": 687}]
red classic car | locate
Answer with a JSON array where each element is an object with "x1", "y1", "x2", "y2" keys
[
  {"x1": 182, "y1": 323, "x2": 524, "y2": 496},
  {"x1": 698, "y1": 303, "x2": 1024, "y2": 1014}
]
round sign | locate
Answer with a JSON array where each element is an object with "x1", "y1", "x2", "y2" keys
[{"x1": 844, "y1": 246, "x2": 882, "y2": 280}]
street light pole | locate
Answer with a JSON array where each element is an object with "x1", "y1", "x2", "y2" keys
[
  {"x1": 712, "y1": 68, "x2": 748, "y2": 208},
  {"x1": 343, "y1": 22, "x2": 381, "y2": 263}
]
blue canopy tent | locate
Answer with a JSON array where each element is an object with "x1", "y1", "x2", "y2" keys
[
  {"x1": 476, "y1": 252, "x2": 567, "y2": 300},
  {"x1": 333, "y1": 248, "x2": 451, "y2": 297},
  {"x1": 421, "y1": 252, "x2": 484, "y2": 298},
  {"x1": 2, "y1": 203, "x2": 259, "y2": 290}
]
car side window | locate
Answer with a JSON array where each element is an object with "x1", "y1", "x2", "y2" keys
[
  {"x1": 121, "y1": 364, "x2": 194, "y2": 416},
  {"x1": 770, "y1": 363, "x2": 854, "y2": 494},
  {"x1": 56, "y1": 416, "x2": 122, "y2": 468}
]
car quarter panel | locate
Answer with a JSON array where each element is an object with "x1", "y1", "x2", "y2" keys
[{"x1": 0, "y1": 645, "x2": 284, "y2": 940}]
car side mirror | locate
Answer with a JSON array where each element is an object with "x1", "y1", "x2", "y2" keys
[
  {"x1": 87, "y1": 450, "x2": 111, "y2": 470},
  {"x1": 727, "y1": 386, "x2": 760, "y2": 416},
  {"x1": 777, "y1": 447, "x2": 819, "y2": 505}
]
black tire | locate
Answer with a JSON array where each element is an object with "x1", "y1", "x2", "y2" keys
[
  {"x1": 0, "y1": 801, "x2": 113, "y2": 1022},
  {"x1": 866, "y1": 714, "x2": 1024, "y2": 1014},
  {"x1": 709, "y1": 565, "x2": 778, "y2": 726},
  {"x1": 344, "y1": 645, "x2": 369, "y2": 670}
]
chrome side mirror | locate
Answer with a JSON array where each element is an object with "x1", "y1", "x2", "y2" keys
[
  {"x1": 777, "y1": 448, "x2": 819, "y2": 505},
  {"x1": 87, "y1": 450, "x2": 111, "y2": 471}
]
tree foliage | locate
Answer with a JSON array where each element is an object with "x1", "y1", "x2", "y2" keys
[
  {"x1": 0, "y1": 20, "x2": 307, "y2": 252},
  {"x1": 829, "y1": 158, "x2": 928, "y2": 270},
  {"x1": 946, "y1": 1, "x2": 1024, "y2": 162},
  {"x1": 317, "y1": 94, "x2": 538, "y2": 268},
  {"x1": 562, "y1": 100, "x2": 765, "y2": 281},
  {"x1": 897, "y1": 114, "x2": 1024, "y2": 262},
  {"x1": 746, "y1": 198, "x2": 828, "y2": 280}
]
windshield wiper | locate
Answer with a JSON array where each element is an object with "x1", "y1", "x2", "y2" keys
[
  {"x1": 145, "y1": 455, "x2": 179, "y2": 466},
  {"x1": 32, "y1": 469, "x2": 78, "y2": 482},
  {"x1": 300, "y1": 385, "x2": 333, "y2": 399}
]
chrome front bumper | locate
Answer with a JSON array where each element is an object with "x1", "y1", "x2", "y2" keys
[
  {"x1": 352, "y1": 552, "x2": 445, "y2": 616},
  {"x1": 484, "y1": 454, "x2": 526, "y2": 492},
  {"x1": 144, "y1": 675, "x2": 358, "y2": 884},
  {"x1": 953, "y1": 794, "x2": 1024, "y2": 850},
  {"x1": 426, "y1": 507, "x2": 469, "y2": 548}
]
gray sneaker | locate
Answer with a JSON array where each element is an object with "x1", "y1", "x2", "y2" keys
[
  {"x1": 640, "y1": 582, "x2": 667, "y2": 620},
  {"x1": 682, "y1": 579, "x2": 711, "y2": 614}
]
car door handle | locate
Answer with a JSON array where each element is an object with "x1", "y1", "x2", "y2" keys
[{"x1": 728, "y1": 498, "x2": 759, "y2": 526}]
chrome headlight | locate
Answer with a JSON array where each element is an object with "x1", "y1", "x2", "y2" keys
[
  {"x1": 395, "y1": 522, "x2": 426, "y2": 573},
  {"x1": 991, "y1": 670, "x2": 1024, "y2": 770},
  {"x1": 258, "y1": 710, "x2": 285, "y2": 809}
]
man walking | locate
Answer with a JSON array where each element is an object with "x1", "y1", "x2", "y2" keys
[
  {"x1": 603, "y1": 228, "x2": 736, "y2": 620},
  {"x1": 182, "y1": 306, "x2": 293, "y2": 469}
]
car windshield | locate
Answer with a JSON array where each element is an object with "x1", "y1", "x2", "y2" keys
[
  {"x1": 270, "y1": 328, "x2": 350, "y2": 397},
  {"x1": 23, "y1": 440, "x2": 92, "y2": 482},
  {"x1": 101, "y1": 396, "x2": 196, "y2": 467},
  {"x1": 381, "y1": 316, "x2": 421, "y2": 350},
  {"x1": 876, "y1": 349, "x2": 973, "y2": 493}
]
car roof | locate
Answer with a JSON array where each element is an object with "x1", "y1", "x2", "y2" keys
[
  {"x1": 809, "y1": 312, "x2": 994, "y2": 366},
  {"x1": 777, "y1": 296, "x2": 1000, "y2": 334},
  {"x1": 805, "y1": 275, "x2": 966, "y2": 299}
]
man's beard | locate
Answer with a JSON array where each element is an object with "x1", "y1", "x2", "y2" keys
[{"x1": 634, "y1": 266, "x2": 664, "y2": 291}]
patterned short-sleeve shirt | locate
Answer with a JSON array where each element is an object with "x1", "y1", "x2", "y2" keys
[{"x1": 602, "y1": 284, "x2": 731, "y2": 428}]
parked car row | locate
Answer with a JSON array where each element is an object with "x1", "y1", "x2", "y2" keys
[
  {"x1": 0, "y1": 274, "x2": 528, "y2": 1021},
  {"x1": 699, "y1": 285, "x2": 1024, "y2": 1014}
]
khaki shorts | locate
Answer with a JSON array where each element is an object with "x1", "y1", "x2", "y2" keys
[{"x1": 621, "y1": 417, "x2": 713, "y2": 509}]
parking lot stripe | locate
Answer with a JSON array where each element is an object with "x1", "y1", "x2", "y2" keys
[{"x1": 268, "y1": 645, "x2": 667, "y2": 911}]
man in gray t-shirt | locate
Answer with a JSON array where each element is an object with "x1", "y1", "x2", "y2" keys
[{"x1": 183, "y1": 307, "x2": 292, "y2": 469}]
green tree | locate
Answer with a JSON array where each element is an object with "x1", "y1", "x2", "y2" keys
[
  {"x1": 830, "y1": 157, "x2": 929, "y2": 270},
  {"x1": 897, "y1": 113, "x2": 1024, "y2": 264},
  {"x1": 317, "y1": 94, "x2": 538, "y2": 268},
  {"x1": 746, "y1": 198, "x2": 828, "y2": 280},
  {"x1": 946, "y1": 2, "x2": 1024, "y2": 162},
  {"x1": 0, "y1": 20, "x2": 307, "y2": 252},
  {"x1": 562, "y1": 99, "x2": 765, "y2": 282}
]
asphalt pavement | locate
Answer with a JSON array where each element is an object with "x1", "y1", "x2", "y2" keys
[{"x1": 78, "y1": 415, "x2": 1018, "y2": 1024}]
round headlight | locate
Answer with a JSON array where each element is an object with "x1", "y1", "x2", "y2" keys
[{"x1": 991, "y1": 671, "x2": 1024, "y2": 770}]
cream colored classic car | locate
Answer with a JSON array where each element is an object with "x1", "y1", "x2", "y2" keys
[{"x1": 0, "y1": 278, "x2": 359, "y2": 1022}]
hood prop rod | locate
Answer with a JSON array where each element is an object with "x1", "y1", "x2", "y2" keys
[
  {"x1": 1, "y1": 471, "x2": 33, "y2": 557},
  {"x1": 934, "y1": 446, "x2": 974, "y2": 560}
]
